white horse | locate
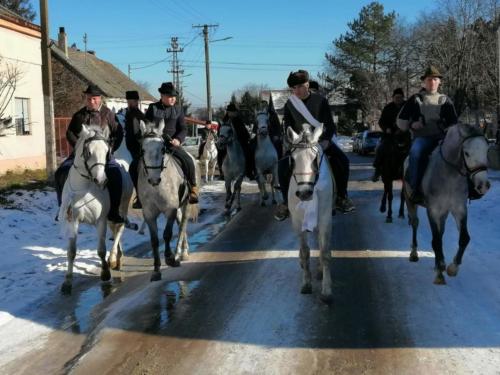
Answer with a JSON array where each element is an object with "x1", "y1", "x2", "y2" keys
[
  {"x1": 254, "y1": 111, "x2": 279, "y2": 206},
  {"x1": 59, "y1": 125, "x2": 133, "y2": 294},
  {"x1": 405, "y1": 123, "x2": 491, "y2": 284},
  {"x1": 200, "y1": 130, "x2": 218, "y2": 183},
  {"x1": 287, "y1": 124, "x2": 335, "y2": 304},
  {"x1": 138, "y1": 119, "x2": 200, "y2": 282},
  {"x1": 217, "y1": 123, "x2": 246, "y2": 215}
]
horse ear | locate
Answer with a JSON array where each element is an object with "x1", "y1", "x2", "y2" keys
[
  {"x1": 287, "y1": 127, "x2": 300, "y2": 144},
  {"x1": 102, "y1": 125, "x2": 110, "y2": 140},
  {"x1": 157, "y1": 119, "x2": 165, "y2": 135},
  {"x1": 312, "y1": 124, "x2": 324, "y2": 143},
  {"x1": 79, "y1": 124, "x2": 90, "y2": 138}
]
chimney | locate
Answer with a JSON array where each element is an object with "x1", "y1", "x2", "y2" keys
[{"x1": 58, "y1": 27, "x2": 68, "y2": 57}]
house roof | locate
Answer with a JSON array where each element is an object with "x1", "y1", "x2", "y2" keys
[
  {"x1": 0, "y1": 4, "x2": 40, "y2": 34},
  {"x1": 50, "y1": 43, "x2": 156, "y2": 102}
]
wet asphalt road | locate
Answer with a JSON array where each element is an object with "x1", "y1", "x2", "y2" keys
[{"x1": 6, "y1": 153, "x2": 500, "y2": 374}]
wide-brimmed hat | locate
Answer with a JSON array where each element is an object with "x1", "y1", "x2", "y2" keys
[
  {"x1": 83, "y1": 84, "x2": 104, "y2": 96},
  {"x1": 392, "y1": 88, "x2": 404, "y2": 97},
  {"x1": 226, "y1": 103, "x2": 238, "y2": 112},
  {"x1": 420, "y1": 66, "x2": 443, "y2": 80},
  {"x1": 126, "y1": 90, "x2": 139, "y2": 100},
  {"x1": 287, "y1": 70, "x2": 309, "y2": 88},
  {"x1": 158, "y1": 82, "x2": 178, "y2": 96}
]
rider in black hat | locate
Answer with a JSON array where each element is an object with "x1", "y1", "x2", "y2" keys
[
  {"x1": 54, "y1": 84, "x2": 125, "y2": 223},
  {"x1": 145, "y1": 82, "x2": 199, "y2": 203}
]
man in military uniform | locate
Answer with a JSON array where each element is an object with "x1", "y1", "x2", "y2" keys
[
  {"x1": 397, "y1": 66, "x2": 458, "y2": 203},
  {"x1": 119, "y1": 90, "x2": 146, "y2": 208},
  {"x1": 54, "y1": 84, "x2": 125, "y2": 223},
  {"x1": 145, "y1": 82, "x2": 199, "y2": 204}
]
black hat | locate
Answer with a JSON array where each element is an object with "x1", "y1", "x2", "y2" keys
[
  {"x1": 83, "y1": 84, "x2": 104, "y2": 96},
  {"x1": 126, "y1": 90, "x2": 139, "y2": 100},
  {"x1": 420, "y1": 66, "x2": 443, "y2": 80},
  {"x1": 309, "y1": 80, "x2": 320, "y2": 90},
  {"x1": 226, "y1": 103, "x2": 238, "y2": 112},
  {"x1": 287, "y1": 70, "x2": 309, "y2": 88},
  {"x1": 392, "y1": 88, "x2": 404, "y2": 97},
  {"x1": 158, "y1": 82, "x2": 178, "y2": 96}
]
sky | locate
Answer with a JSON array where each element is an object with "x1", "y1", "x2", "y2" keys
[{"x1": 33, "y1": 0, "x2": 437, "y2": 108}]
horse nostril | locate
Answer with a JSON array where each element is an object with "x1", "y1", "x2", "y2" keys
[{"x1": 295, "y1": 191, "x2": 301, "y2": 198}]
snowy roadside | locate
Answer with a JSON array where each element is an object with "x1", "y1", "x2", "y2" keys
[{"x1": 0, "y1": 179, "x2": 256, "y2": 365}]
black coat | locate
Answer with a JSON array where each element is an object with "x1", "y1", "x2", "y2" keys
[
  {"x1": 145, "y1": 101, "x2": 187, "y2": 143},
  {"x1": 379, "y1": 101, "x2": 405, "y2": 133},
  {"x1": 124, "y1": 107, "x2": 145, "y2": 159}
]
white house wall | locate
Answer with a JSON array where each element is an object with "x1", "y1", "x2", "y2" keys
[{"x1": 0, "y1": 23, "x2": 45, "y2": 174}]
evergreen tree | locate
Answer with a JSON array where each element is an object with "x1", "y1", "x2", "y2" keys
[{"x1": 0, "y1": 0, "x2": 36, "y2": 21}]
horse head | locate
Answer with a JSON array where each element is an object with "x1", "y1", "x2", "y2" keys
[
  {"x1": 287, "y1": 124, "x2": 324, "y2": 201},
  {"x1": 76, "y1": 124, "x2": 110, "y2": 186},
  {"x1": 217, "y1": 122, "x2": 234, "y2": 148},
  {"x1": 255, "y1": 111, "x2": 270, "y2": 137},
  {"x1": 138, "y1": 119, "x2": 167, "y2": 186}
]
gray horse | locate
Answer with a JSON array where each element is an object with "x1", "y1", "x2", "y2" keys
[
  {"x1": 137, "y1": 119, "x2": 200, "y2": 282},
  {"x1": 217, "y1": 123, "x2": 246, "y2": 215},
  {"x1": 405, "y1": 123, "x2": 491, "y2": 284},
  {"x1": 59, "y1": 125, "x2": 133, "y2": 293},
  {"x1": 254, "y1": 111, "x2": 279, "y2": 206}
]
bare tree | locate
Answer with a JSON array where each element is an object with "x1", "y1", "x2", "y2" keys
[{"x1": 0, "y1": 55, "x2": 23, "y2": 134}]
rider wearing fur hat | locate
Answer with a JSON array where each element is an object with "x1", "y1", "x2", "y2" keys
[
  {"x1": 145, "y1": 82, "x2": 199, "y2": 204},
  {"x1": 274, "y1": 70, "x2": 355, "y2": 221},
  {"x1": 54, "y1": 84, "x2": 125, "y2": 223},
  {"x1": 397, "y1": 66, "x2": 458, "y2": 203}
]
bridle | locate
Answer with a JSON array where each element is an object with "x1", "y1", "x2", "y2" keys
[
  {"x1": 140, "y1": 132, "x2": 168, "y2": 176},
  {"x1": 256, "y1": 112, "x2": 269, "y2": 137},
  {"x1": 290, "y1": 142, "x2": 324, "y2": 188},
  {"x1": 74, "y1": 134, "x2": 109, "y2": 182},
  {"x1": 218, "y1": 125, "x2": 234, "y2": 147},
  {"x1": 439, "y1": 133, "x2": 488, "y2": 178}
]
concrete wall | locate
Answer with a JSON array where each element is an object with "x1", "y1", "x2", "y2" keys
[{"x1": 0, "y1": 21, "x2": 45, "y2": 174}]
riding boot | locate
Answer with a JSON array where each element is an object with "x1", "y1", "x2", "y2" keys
[
  {"x1": 105, "y1": 160, "x2": 124, "y2": 223},
  {"x1": 188, "y1": 185, "x2": 199, "y2": 204}
]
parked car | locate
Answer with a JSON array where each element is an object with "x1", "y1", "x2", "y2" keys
[
  {"x1": 182, "y1": 136, "x2": 202, "y2": 158},
  {"x1": 358, "y1": 130, "x2": 382, "y2": 155},
  {"x1": 335, "y1": 135, "x2": 354, "y2": 153}
]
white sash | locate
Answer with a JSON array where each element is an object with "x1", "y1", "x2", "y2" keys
[{"x1": 288, "y1": 95, "x2": 322, "y2": 128}]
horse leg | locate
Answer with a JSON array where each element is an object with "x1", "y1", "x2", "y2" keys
[
  {"x1": 427, "y1": 209, "x2": 448, "y2": 285},
  {"x1": 447, "y1": 207, "x2": 470, "y2": 277},
  {"x1": 271, "y1": 165, "x2": 278, "y2": 205},
  {"x1": 61, "y1": 234, "x2": 77, "y2": 294},
  {"x1": 234, "y1": 175, "x2": 244, "y2": 211},
  {"x1": 406, "y1": 196, "x2": 419, "y2": 262},
  {"x1": 204, "y1": 159, "x2": 209, "y2": 183},
  {"x1": 256, "y1": 172, "x2": 267, "y2": 206},
  {"x1": 211, "y1": 159, "x2": 217, "y2": 182},
  {"x1": 386, "y1": 181, "x2": 393, "y2": 223},
  {"x1": 398, "y1": 185, "x2": 405, "y2": 219},
  {"x1": 380, "y1": 190, "x2": 387, "y2": 213},
  {"x1": 164, "y1": 211, "x2": 180, "y2": 267},
  {"x1": 97, "y1": 218, "x2": 111, "y2": 283},
  {"x1": 145, "y1": 215, "x2": 162, "y2": 281},
  {"x1": 299, "y1": 232, "x2": 312, "y2": 294},
  {"x1": 224, "y1": 178, "x2": 233, "y2": 214},
  {"x1": 108, "y1": 222, "x2": 125, "y2": 270},
  {"x1": 175, "y1": 205, "x2": 190, "y2": 261},
  {"x1": 318, "y1": 217, "x2": 333, "y2": 305}
]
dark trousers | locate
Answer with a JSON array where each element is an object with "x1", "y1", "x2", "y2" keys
[
  {"x1": 198, "y1": 141, "x2": 206, "y2": 159},
  {"x1": 55, "y1": 154, "x2": 123, "y2": 219},
  {"x1": 170, "y1": 146, "x2": 197, "y2": 186},
  {"x1": 278, "y1": 142, "x2": 350, "y2": 205},
  {"x1": 408, "y1": 137, "x2": 439, "y2": 192},
  {"x1": 129, "y1": 157, "x2": 139, "y2": 192}
]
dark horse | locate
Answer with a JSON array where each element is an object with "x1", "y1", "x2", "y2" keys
[{"x1": 378, "y1": 131, "x2": 411, "y2": 223}]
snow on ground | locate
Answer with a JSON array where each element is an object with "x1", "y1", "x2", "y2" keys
[{"x1": 0, "y1": 179, "x2": 244, "y2": 330}]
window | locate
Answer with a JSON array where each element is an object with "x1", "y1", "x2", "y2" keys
[{"x1": 15, "y1": 98, "x2": 31, "y2": 136}]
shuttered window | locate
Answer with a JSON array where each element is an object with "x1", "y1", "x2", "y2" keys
[{"x1": 15, "y1": 97, "x2": 31, "y2": 136}]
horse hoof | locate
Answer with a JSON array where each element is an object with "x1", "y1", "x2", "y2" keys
[
  {"x1": 300, "y1": 284, "x2": 312, "y2": 294},
  {"x1": 319, "y1": 294, "x2": 333, "y2": 305},
  {"x1": 409, "y1": 253, "x2": 419, "y2": 262},
  {"x1": 101, "y1": 269, "x2": 111, "y2": 282},
  {"x1": 316, "y1": 270, "x2": 323, "y2": 281},
  {"x1": 380, "y1": 206, "x2": 386, "y2": 213},
  {"x1": 433, "y1": 274, "x2": 446, "y2": 285},
  {"x1": 446, "y1": 263, "x2": 459, "y2": 277},
  {"x1": 165, "y1": 257, "x2": 180, "y2": 267},
  {"x1": 150, "y1": 272, "x2": 162, "y2": 282},
  {"x1": 181, "y1": 252, "x2": 189, "y2": 261},
  {"x1": 61, "y1": 282, "x2": 72, "y2": 295},
  {"x1": 385, "y1": 217, "x2": 393, "y2": 223}
]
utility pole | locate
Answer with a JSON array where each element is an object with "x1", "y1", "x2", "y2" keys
[
  {"x1": 83, "y1": 32, "x2": 87, "y2": 65},
  {"x1": 39, "y1": 0, "x2": 56, "y2": 179},
  {"x1": 167, "y1": 37, "x2": 184, "y2": 93},
  {"x1": 128, "y1": 64, "x2": 131, "y2": 79},
  {"x1": 193, "y1": 24, "x2": 218, "y2": 121}
]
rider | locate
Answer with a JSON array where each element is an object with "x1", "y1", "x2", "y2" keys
[
  {"x1": 397, "y1": 66, "x2": 458, "y2": 203},
  {"x1": 221, "y1": 102, "x2": 255, "y2": 179},
  {"x1": 274, "y1": 70, "x2": 355, "y2": 221},
  {"x1": 54, "y1": 84, "x2": 125, "y2": 223},
  {"x1": 145, "y1": 82, "x2": 199, "y2": 204},
  {"x1": 119, "y1": 90, "x2": 146, "y2": 209},
  {"x1": 371, "y1": 88, "x2": 406, "y2": 182}
]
